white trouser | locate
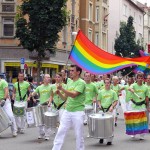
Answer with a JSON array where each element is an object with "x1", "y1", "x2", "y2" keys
[
  {"x1": 52, "y1": 110, "x2": 85, "y2": 150},
  {"x1": 38, "y1": 125, "x2": 51, "y2": 137},
  {"x1": 58, "y1": 109, "x2": 65, "y2": 121},
  {"x1": 126, "y1": 101, "x2": 133, "y2": 111},
  {"x1": 15, "y1": 116, "x2": 26, "y2": 130},
  {"x1": 3, "y1": 99, "x2": 17, "y2": 133}
]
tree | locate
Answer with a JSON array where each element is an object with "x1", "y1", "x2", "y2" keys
[
  {"x1": 15, "y1": 0, "x2": 68, "y2": 84},
  {"x1": 114, "y1": 16, "x2": 144, "y2": 76}
]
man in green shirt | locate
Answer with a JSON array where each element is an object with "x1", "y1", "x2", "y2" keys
[
  {"x1": 52, "y1": 65, "x2": 85, "y2": 150},
  {"x1": 32, "y1": 74, "x2": 53, "y2": 140},
  {"x1": 84, "y1": 72, "x2": 98, "y2": 125},
  {"x1": 97, "y1": 78, "x2": 118, "y2": 145},
  {"x1": 129, "y1": 72, "x2": 149, "y2": 139},
  {"x1": 13, "y1": 72, "x2": 30, "y2": 134},
  {"x1": 0, "y1": 76, "x2": 17, "y2": 137}
]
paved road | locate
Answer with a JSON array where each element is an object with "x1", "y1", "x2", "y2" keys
[{"x1": 0, "y1": 108, "x2": 150, "y2": 150}]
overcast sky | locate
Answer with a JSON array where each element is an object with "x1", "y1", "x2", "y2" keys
[{"x1": 137, "y1": 0, "x2": 150, "y2": 6}]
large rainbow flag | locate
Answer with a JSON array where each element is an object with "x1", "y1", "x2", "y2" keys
[{"x1": 69, "y1": 30, "x2": 150, "y2": 74}]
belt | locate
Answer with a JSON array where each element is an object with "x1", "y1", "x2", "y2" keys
[{"x1": 131, "y1": 99, "x2": 146, "y2": 106}]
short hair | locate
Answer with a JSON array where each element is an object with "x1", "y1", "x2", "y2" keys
[
  {"x1": 104, "y1": 78, "x2": 111, "y2": 84},
  {"x1": 112, "y1": 76, "x2": 118, "y2": 80},
  {"x1": 70, "y1": 65, "x2": 82, "y2": 75},
  {"x1": 136, "y1": 71, "x2": 144, "y2": 79},
  {"x1": 56, "y1": 72, "x2": 62, "y2": 77},
  {"x1": 28, "y1": 76, "x2": 33, "y2": 82}
]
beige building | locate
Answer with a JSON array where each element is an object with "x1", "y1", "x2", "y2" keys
[
  {"x1": 0, "y1": 0, "x2": 79, "y2": 82},
  {"x1": 108, "y1": 0, "x2": 144, "y2": 54},
  {"x1": 137, "y1": 2, "x2": 150, "y2": 52},
  {"x1": 79, "y1": 0, "x2": 109, "y2": 51}
]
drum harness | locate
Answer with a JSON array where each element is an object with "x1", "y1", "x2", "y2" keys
[
  {"x1": 18, "y1": 82, "x2": 27, "y2": 102},
  {"x1": 52, "y1": 100, "x2": 66, "y2": 110},
  {"x1": 131, "y1": 99, "x2": 146, "y2": 106},
  {"x1": 101, "y1": 104, "x2": 112, "y2": 113}
]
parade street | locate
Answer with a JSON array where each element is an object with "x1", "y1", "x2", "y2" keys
[{"x1": 0, "y1": 108, "x2": 150, "y2": 150}]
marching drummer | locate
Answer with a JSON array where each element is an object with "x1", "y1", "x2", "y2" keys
[
  {"x1": 31, "y1": 74, "x2": 53, "y2": 140},
  {"x1": 13, "y1": 72, "x2": 30, "y2": 134},
  {"x1": 83, "y1": 72, "x2": 98, "y2": 125},
  {"x1": 0, "y1": 76, "x2": 17, "y2": 137},
  {"x1": 52, "y1": 65, "x2": 85, "y2": 150},
  {"x1": 128, "y1": 72, "x2": 149, "y2": 139},
  {"x1": 48, "y1": 72, "x2": 66, "y2": 121},
  {"x1": 97, "y1": 78, "x2": 118, "y2": 145}
]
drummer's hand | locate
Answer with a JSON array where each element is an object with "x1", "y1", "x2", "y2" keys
[
  {"x1": 56, "y1": 90, "x2": 60, "y2": 95},
  {"x1": 57, "y1": 84, "x2": 62, "y2": 90},
  {"x1": 48, "y1": 102, "x2": 51, "y2": 107},
  {"x1": 33, "y1": 98, "x2": 36, "y2": 103},
  {"x1": 27, "y1": 97, "x2": 30, "y2": 101},
  {"x1": 109, "y1": 106, "x2": 113, "y2": 112},
  {"x1": 93, "y1": 99, "x2": 96, "y2": 103}
]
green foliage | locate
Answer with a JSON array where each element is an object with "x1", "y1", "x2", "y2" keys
[
  {"x1": 15, "y1": 0, "x2": 68, "y2": 59},
  {"x1": 114, "y1": 16, "x2": 144, "y2": 76}
]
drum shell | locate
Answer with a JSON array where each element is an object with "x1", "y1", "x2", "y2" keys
[
  {"x1": 88, "y1": 113, "x2": 114, "y2": 139},
  {"x1": 84, "y1": 105, "x2": 93, "y2": 115},
  {"x1": 44, "y1": 111, "x2": 58, "y2": 128},
  {"x1": 26, "y1": 105, "x2": 48, "y2": 127},
  {"x1": 13, "y1": 102, "x2": 26, "y2": 116},
  {"x1": 0, "y1": 107, "x2": 11, "y2": 133}
]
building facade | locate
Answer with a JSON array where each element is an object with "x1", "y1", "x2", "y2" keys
[
  {"x1": 79, "y1": 0, "x2": 109, "y2": 51},
  {"x1": 0, "y1": 0, "x2": 79, "y2": 82},
  {"x1": 108, "y1": 0, "x2": 144, "y2": 54}
]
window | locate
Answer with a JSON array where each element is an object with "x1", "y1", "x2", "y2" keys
[
  {"x1": 134, "y1": 12, "x2": 136, "y2": 22},
  {"x1": 139, "y1": 15, "x2": 142, "y2": 25},
  {"x1": 2, "y1": 4, "x2": 15, "y2": 12},
  {"x1": 89, "y1": 2, "x2": 93, "y2": 21},
  {"x1": 123, "y1": 4, "x2": 127, "y2": 16},
  {"x1": 3, "y1": 0, "x2": 14, "y2": 2},
  {"x1": 95, "y1": 32, "x2": 99, "y2": 46},
  {"x1": 95, "y1": 6, "x2": 99, "y2": 22},
  {"x1": 88, "y1": 29, "x2": 92, "y2": 41},
  {"x1": 2, "y1": 17, "x2": 14, "y2": 37}
]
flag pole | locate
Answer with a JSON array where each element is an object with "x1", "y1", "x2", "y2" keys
[{"x1": 65, "y1": 30, "x2": 80, "y2": 70}]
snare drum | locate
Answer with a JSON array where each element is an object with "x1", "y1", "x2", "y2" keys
[
  {"x1": 0, "y1": 106, "x2": 11, "y2": 133},
  {"x1": 13, "y1": 101, "x2": 26, "y2": 116},
  {"x1": 124, "y1": 110, "x2": 149, "y2": 135}
]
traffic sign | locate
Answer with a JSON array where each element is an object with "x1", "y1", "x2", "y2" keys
[{"x1": 20, "y1": 58, "x2": 25, "y2": 64}]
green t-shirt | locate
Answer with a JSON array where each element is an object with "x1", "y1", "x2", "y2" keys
[
  {"x1": 111, "y1": 84, "x2": 122, "y2": 95},
  {"x1": 85, "y1": 82, "x2": 98, "y2": 105},
  {"x1": 145, "y1": 83, "x2": 150, "y2": 98},
  {"x1": 35, "y1": 84, "x2": 52, "y2": 104},
  {"x1": 124, "y1": 84, "x2": 133, "y2": 102},
  {"x1": 14, "y1": 81, "x2": 30, "y2": 101},
  {"x1": 65, "y1": 78, "x2": 85, "y2": 112},
  {"x1": 51, "y1": 83, "x2": 66, "y2": 108},
  {"x1": 0, "y1": 79, "x2": 8, "y2": 100},
  {"x1": 98, "y1": 89, "x2": 118, "y2": 108},
  {"x1": 130, "y1": 83, "x2": 148, "y2": 110}
]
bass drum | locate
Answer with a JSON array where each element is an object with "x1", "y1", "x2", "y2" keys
[
  {"x1": 0, "y1": 106, "x2": 11, "y2": 133},
  {"x1": 88, "y1": 112, "x2": 114, "y2": 139},
  {"x1": 26, "y1": 105, "x2": 47, "y2": 127}
]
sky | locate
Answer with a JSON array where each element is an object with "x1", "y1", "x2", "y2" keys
[{"x1": 137, "y1": 0, "x2": 150, "y2": 6}]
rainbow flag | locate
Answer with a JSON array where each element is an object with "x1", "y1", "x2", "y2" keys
[
  {"x1": 69, "y1": 30, "x2": 150, "y2": 74},
  {"x1": 124, "y1": 111, "x2": 148, "y2": 135}
]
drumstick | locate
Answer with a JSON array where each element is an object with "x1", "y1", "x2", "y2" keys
[{"x1": 133, "y1": 92, "x2": 142, "y2": 99}]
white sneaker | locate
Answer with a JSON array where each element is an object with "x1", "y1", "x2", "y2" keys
[
  {"x1": 139, "y1": 134, "x2": 145, "y2": 140},
  {"x1": 45, "y1": 136, "x2": 50, "y2": 141},
  {"x1": 12, "y1": 132, "x2": 17, "y2": 137},
  {"x1": 20, "y1": 129, "x2": 25, "y2": 134},
  {"x1": 131, "y1": 135, "x2": 135, "y2": 138},
  {"x1": 38, "y1": 134, "x2": 45, "y2": 139}
]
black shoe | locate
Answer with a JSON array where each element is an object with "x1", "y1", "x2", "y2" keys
[
  {"x1": 107, "y1": 142, "x2": 112, "y2": 145},
  {"x1": 99, "y1": 139, "x2": 104, "y2": 144},
  {"x1": 83, "y1": 122, "x2": 87, "y2": 125},
  {"x1": 115, "y1": 123, "x2": 117, "y2": 127},
  {"x1": 149, "y1": 129, "x2": 150, "y2": 133}
]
